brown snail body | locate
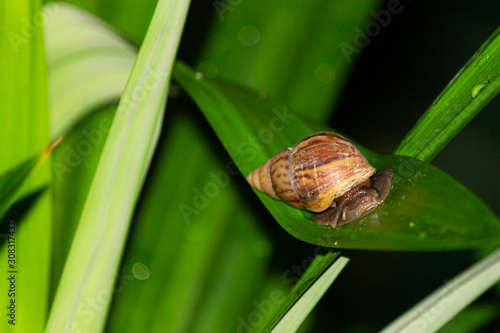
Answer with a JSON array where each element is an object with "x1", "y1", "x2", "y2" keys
[{"x1": 247, "y1": 132, "x2": 393, "y2": 228}]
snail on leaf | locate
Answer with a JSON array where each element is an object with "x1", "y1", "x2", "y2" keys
[{"x1": 247, "y1": 132, "x2": 393, "y2": 228}]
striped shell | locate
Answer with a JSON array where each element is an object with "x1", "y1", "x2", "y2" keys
[{"x1": 246, "y1": 132, "x2": 376, "y2": 213}]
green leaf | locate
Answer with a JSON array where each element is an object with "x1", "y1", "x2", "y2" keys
[
  {"x1": 46, "y1": 5, "x2": 270, "y2": 332},
  {"x1": 50, "y1": 107, "x2": 115, "y2": 301},
  {"x1": 199, "y1": 0, "x2": 382, "y2": 122},
  {"x1": 381, "y1": 247, "x2": 500, "y2": 333},
  {"x1": 437, "y1": 303, "x2": 497, "y2": 333},
  {"x1": 0, "y1": 0, "x2": 52, "y2": 331},
  {"x1": 0, "y1": 139, "x2": 60, "y2": 221},
  {"x1": 396, "y1": 27, "x2": 500, "y2": 161},
  {"x1": 45, "y1": 2, "x2": 136, "y2": 138},
  {"x1": 106, "y1": 113, "x2": 270, "y2": 333},
  {"x1": 264, "y1": 251, "x2": 345, "y2": 332},
  {"x1": 44, "y1": 3, "x2": 134, "y2": 297},
  {"x1": 173, "y1": 61, "x2": 500, "y2": 251},
  {"x1": 56, "y1": 0, "x2": 157, "y2": 45},
  {"x1": 0, "y1": 157, "x2": 37, "y2": 221},
  {"x1": 45, "y1": 0, "x2": 191, "y2": 331}
]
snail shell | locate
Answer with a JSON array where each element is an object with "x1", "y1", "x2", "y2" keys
[{"x1": 247, "y1": 132, "x2": 392, "y2": 228}]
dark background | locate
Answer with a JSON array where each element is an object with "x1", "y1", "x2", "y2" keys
[{"x1": 173, "y1": 0, "x2": 500, "y2": 331}]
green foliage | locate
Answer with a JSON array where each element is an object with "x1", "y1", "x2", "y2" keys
[
  {"x1": 106, "y1": 114, "x2": 270, "y2": 333},
  {"x1": 0, "y1": 0, "x2": 52, "y2": 331},
  {"x1": 173, "y1": 62, "x2": 499, "y2": 251},
  {"x1": 46, "y1": 0, "x2": 190, "y2": 331},
  {"x1": 396, "y1": 27, "x2": 500, "y2": 161},
  {"x1": 0, "y1": 157, "x2": 38, "y2": 221},
  {"x1": 1, "y1": 1, "x2": 498, "y2": 332}
]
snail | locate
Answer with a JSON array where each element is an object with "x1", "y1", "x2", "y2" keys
[{"x1": 246, "y1": 132, "x2": 393, "y2": 228}]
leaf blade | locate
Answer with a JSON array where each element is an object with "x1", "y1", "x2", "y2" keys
[
  {"x1": 395, "y1": 27, "x2": 500, "y2": 161},
  {"x1": 0, "y1": 157, "x2": 37, "y2": 221},
  {"x1": 0, "y1": 0, "x2": 52, "y2": 331},
  {"x1": 45, "y1": 0, "x2": 191, "y2": 331},
  {"x1": 173, "y1": 61, "x2": 500, "y2": 251},
  {"x1": 270, "y1": 254, "x2": 349, "y2": 333}
]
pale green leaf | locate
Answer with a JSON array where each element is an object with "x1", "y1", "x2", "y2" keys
[
  {"x1": 381, "y1": 247, "x2": 500, "y2": 333},
  {"x1": 45, "y1": 2, "x2": 136, "y2": 138},
  {"x1": 45, "y1": 0, "x2": 191, "y2": 331}
]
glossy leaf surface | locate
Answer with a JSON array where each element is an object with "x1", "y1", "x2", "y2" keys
[{"x1": 174, "y1": 62, "x2": 500, "y2": 251}]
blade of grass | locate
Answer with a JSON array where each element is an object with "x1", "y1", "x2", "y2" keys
[
  {"x1": 50, "y1": 107, "x2": 115, "y2": 301},
  {"x1": 44, "y1": 3, "x2": 134, "y2": 299},
  {"x1": 0, "y1": 0, "x2": 52, "y2": 331},
  {"x1": 381, "y1": 247, "x2": 500, "y2": 333},
  {"x1": 199, "y1": 0, "x2": 382, "y2": 121},
  {"x1": 45, "y1": 0, "x2": 191, "y2": 331},
  {"x1": 271, "y1": 254, "x2": 349, "y2": 333},
  {"x1": 395, "y1": 27, "x2": 500, "y2": 161},
  {"x1": 258, "y1": 251, "x2": 343, "y2": 332}
]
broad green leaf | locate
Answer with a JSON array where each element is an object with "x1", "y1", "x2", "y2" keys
[
  {"x1": 44, "y1": 2, "x2": 136, "y2": 138},
  {"x1": 173, "y1": 61, "x2": 500, "y2": 251},
  {"x1": 46, "y1": 0, "x2": 191, "y2": 331},
  {"x1": 0, "y1": 0, "x2": 52, "y2": 331},
  {"x1": 199, "y1": 0, "x2": 382, "y2": 121},
  {"x1": 381, "y1": 247, "x2": 500, "y2": 333},
  {"x1": 396, "y1": 27, "x2": 500, "y2": 161}
]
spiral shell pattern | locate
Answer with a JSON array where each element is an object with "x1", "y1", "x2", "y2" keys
[{"x1": 246, "y1": 132, "x2": 375, "y2": 212}]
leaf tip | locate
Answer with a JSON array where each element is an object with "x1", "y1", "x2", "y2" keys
[{"x1": 35, "y1": 136, "x2": 64, "y2": 168}]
